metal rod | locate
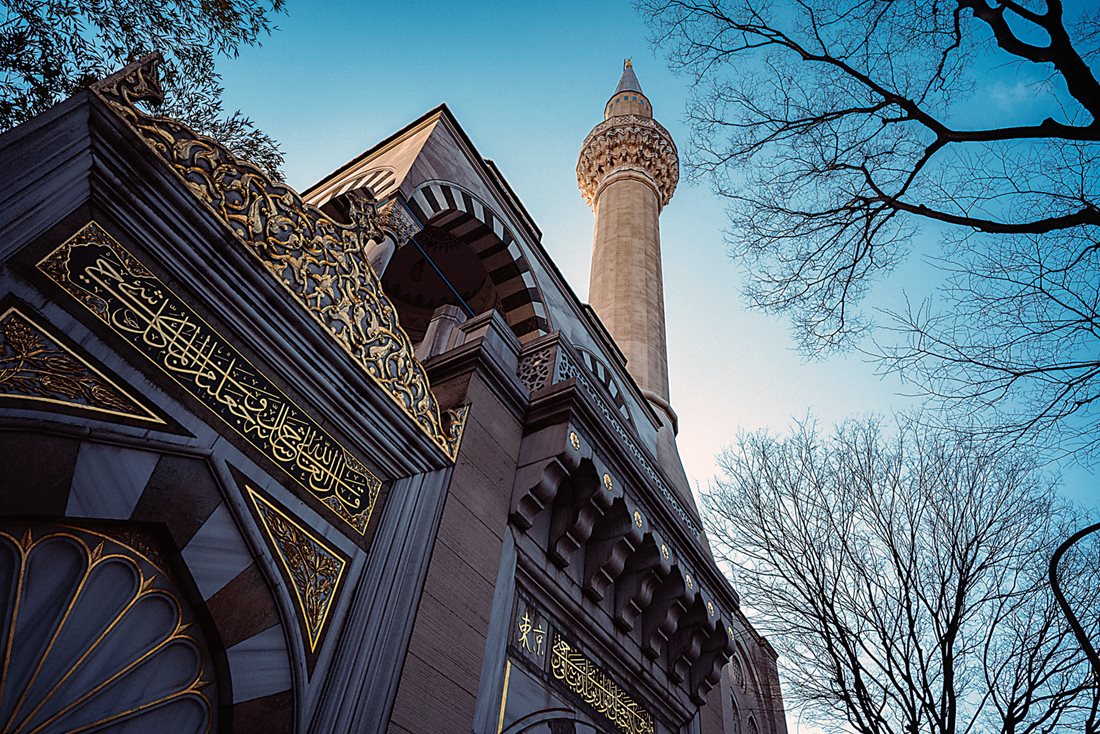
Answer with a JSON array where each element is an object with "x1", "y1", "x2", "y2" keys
[
  {"x1": 394, "y1": 197, "x2": 477, "y2": 318},
  {"x1": 407, "y1": 233, "x2": 476, "y2": 318}
]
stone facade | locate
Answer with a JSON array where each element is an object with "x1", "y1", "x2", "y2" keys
[{"x1": 0, "y1": 54, "x2": 786, "y2": 734}]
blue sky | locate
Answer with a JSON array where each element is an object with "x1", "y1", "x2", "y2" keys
[{"x1": 216, "y1": 0, "x2": 1095, "y2": 509}]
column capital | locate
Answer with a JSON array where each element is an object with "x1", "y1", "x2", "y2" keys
[{"x1": 375, "y1": 197, "x2": 418, "y2": 248}]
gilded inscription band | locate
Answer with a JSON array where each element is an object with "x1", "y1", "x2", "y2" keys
[
  {"x1": 39, "y1": 222, "x2": 380, "y2": 534},
  {"x1": 550, "y1": 635, "x2": 655, "y2": 734}
]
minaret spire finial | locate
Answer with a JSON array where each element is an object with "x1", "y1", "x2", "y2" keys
[{"x1": 611, "y1": 60, "x2": 646, "y2": 104}]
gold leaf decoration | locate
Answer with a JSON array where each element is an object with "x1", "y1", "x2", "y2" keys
[
  {"x1": 88, "y1": 54, "x2": 465, "y2": 461},
  {"x1": 38, "y1": 223, "x2": 380, "y2": 534},
  {"x1": 0, "y1": 306, "x2": 163, "y2": 423},
  {"x1": 0, "y1": 524, "x2": 216, "y2": 732},
  {"x1": 550, "y1": 635, "x2": 655, "y2": 734},
  {"x1": 248, "y1": 487, "x2": 347, "y2": 652}
]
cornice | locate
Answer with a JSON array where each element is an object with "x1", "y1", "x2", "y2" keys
[{"x1": 423, "y1": 310, "x2": 528, "y2": 424}]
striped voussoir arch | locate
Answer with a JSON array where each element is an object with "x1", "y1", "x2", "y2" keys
[
  {"x1": 327, "y1": 166, "x2": 398, "y2": 202},
  {"x1": 406, "y1": 182, "x2": 550, "y2": 343},
  {"x1": 0, "y1": 435, "x2": 296, "y2": 728},
  {"x1": 577, "y1": 347, "x2": 634, "y2": 427}
]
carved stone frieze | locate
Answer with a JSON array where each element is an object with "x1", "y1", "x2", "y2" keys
[
  {"x1": 517, "y1": 345, "x2": 554, "y2": 394},
  {"x1": 576, "y1": 115, "x2": 679, "y2": 207}
]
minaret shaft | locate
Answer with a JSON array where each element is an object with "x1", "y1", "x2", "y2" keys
[
  {"x1": 578, "y1": 60, "x2": 698, "y2": 514},
  {"x1": 577, "y1": 61, "x2": 680, "y2": 423},
  {"x1": 588, "y1": 176, "x2": 670, "y2": 403}
]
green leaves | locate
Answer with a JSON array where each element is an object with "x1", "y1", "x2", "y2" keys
[{"x1": 0, "y1": 0, "x2": 286, "y2": 178}]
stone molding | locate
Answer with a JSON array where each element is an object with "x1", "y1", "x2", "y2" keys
[{"x1": 576, "y1": 115, "x2": 679, "y2": 208}]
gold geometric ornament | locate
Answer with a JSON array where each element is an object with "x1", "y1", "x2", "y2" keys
[
  {"x1": 247, "y1": 487, "x2": 347, "y2": 653},
  {"x1": 0, "y1": 305, "x2": 163, "y2": 424},
  {"x1": 88, "y1": 53, "x2": 467, "y2": 461}
]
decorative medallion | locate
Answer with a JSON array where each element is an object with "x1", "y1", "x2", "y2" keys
[
  {"x1": 0, "y1": 306, "x2": 163, "y2": 424},
  {"x1": 0, "y1": 523, "x2": 217, "y2": 732},
  {"x1": 569, "y1": 431, "x2": 581, "y2": 451},
  {"x1": 550, "y1": 635, "x2": 655, "y2": 734},
  {"x1": 39, "y1": 223, "x2": 380, "y2": 534},
  {"x1": 661, "y1": 543, "x2": 669, "y2": 560},
  {"x1": 248, "y1": 487, "x2": 347, "y2": 652},
  {"x1": 633, "y1": 510, "x2": 643, "y2": 528},
  {"x1": 727, "y1": 624, "x2": 736, "y2": 641},
  {"x1": 685, "y1": 573, "x2": 694, "y2": 590},
  {"x1": 87, "y1": 54, "x2": 466, "y2": 461},
  {"x1": 707, "y1": 601, "x2": 715, "y2": 617},
  {"x1": 602, "y1": 473, "x2": 614, "y2": 492}
]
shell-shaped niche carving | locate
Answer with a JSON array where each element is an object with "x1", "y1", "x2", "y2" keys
[{"x1": 0, "y1": 524, "x2": 218, "y2": 733}]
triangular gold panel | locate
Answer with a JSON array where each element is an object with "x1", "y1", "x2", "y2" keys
[
  {"x1": 247, "y1": 486, "x2": 347, "y2": 653},
  {"x1": 0, "y1": 306, "x2": 164, "y2": 424}
]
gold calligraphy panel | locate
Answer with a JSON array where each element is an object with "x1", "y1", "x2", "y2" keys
[
  {"x1": 550, "y1": 635, "x2": 656, "y2": 734},
  {"x1": 39, "y1": 222, "x2": 380, "y2": 534},
  {"x1": 0, "y1": 305, "x2": 164, "y2": 424},
  {"x1": 248, "y1": 486, "x2": 347, "y2": 653}
]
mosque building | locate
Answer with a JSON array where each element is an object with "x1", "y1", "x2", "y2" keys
[{"x1": 0, "y1": 54, "x2": 786, "y2": 733}]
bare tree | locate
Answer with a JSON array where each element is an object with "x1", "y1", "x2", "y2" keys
[
  {"x1": 706, "y1": 417, "x2": 1100, "y2": 734},
  {"x1": 1, "y1": 0, "x2": 286, "y2": 177},
  {"x1": 637, "y1": 0, "x2": 1100, "y2": 460}
]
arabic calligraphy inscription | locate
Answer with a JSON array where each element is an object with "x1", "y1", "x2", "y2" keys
[{"x1": 39, "y1": 222, "x2": 380, "y2": 534}]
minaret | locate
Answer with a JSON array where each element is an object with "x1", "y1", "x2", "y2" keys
[{"x1": 578, "y1": 61, "x2": 696, "y2": 510}]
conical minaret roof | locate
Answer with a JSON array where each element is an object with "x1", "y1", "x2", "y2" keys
[
  {"x1": 604, "y1": 59, "x2": 654, "y2": 120},
  {"x1": 613, "y1": 59, "x2": 643, "y2": 95}
]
